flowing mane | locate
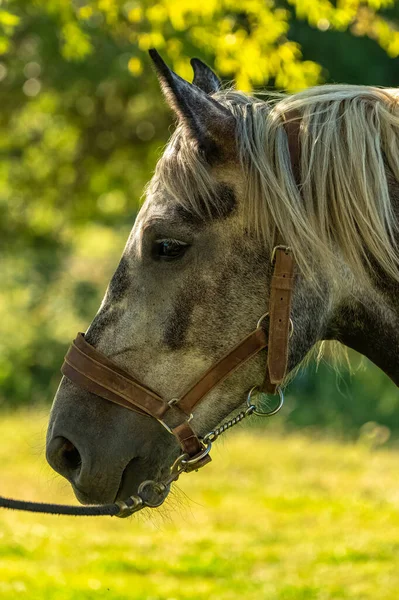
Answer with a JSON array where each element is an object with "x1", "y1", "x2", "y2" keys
[{"x1": 155, "y1": 84, "x2": 399, "y2": 290}]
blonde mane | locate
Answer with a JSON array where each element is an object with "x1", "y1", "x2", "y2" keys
[{"x1": 155, "y1": 84, "x2": 399, "y2": 290}]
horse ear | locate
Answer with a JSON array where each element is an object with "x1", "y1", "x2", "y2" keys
[
  {"x1": 149, "y1": 49, "x2": 235, "y2": 160},
  {"x1": 190, "y1": 58, "x2": 221, "y2": 94}
]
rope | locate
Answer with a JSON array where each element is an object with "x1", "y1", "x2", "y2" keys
[{"x1": 0, "y1": 495, "x2": 120, "y2": 516}]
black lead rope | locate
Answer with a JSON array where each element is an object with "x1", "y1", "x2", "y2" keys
[{"x1": 0, "y1": 495, "x2": 120, "y2": 516}]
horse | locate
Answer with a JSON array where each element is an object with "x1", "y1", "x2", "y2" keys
[{"x1": 46, "y1": 50, "x2": 399, "y2": 508}]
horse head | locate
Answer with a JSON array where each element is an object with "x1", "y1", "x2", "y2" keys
[{"x1": 46, "y1": 52, "x2": 399, "y2": 505}]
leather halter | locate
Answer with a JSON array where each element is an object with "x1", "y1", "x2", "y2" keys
[{"x1": 61, "y1": 114, "x2": 299, "y2": 466}]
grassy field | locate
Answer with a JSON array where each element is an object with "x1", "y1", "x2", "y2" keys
[{"x1": 2, "y1": 411, "x2": 399, "y2": 599}]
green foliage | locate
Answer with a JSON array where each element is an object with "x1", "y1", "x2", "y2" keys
[
  {"x1": 285, "y1": 357, "x2": 399, "y2": 438},
  {"x1": 0, "y1": 0, "x2": 398, "y2": 435},
  {"x1": 3, "y1": 414, "x2": 399, "y2": 598}
]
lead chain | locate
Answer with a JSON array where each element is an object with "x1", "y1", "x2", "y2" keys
[{"x1": 202, "y1": 404, "x2": 256, "y2": 445}]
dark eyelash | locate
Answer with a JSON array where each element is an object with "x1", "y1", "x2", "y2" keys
[{"x1": 154, "y1": 238, "x2": 188, "y2": 246}]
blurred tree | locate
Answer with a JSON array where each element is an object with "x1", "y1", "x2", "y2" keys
[{"x1": 0, "y1": 0, "x2": 398, "y2": 437}]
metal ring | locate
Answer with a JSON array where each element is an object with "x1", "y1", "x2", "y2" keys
[
  {"x1": 257, "y1": 312, "x2": 269, "y2": 329},
  {"x1": 246, "y1": 385, "x2": 284, "y2": 417},
  {"x1": 257, "y1": 312, "x2": 294, "y2": 339},
  {"x1": 157, "y1": 418, "x2": 174, "y2": 436},
  {"x1": 137, "y1": 480, "x2": 167, "y2": 508},
  {"x1": 181, "y1": 441, "x2": 212, "y2": 467},
  {"x1": 289, "y1": 318, "x2": 294, "y2": 339},
  {"x1": 202, "y1": 430, "x2": 218, "y2": 444}
]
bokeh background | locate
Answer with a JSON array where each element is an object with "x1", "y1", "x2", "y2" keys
[
  {"x1": 1, "y1": 0, "x2": 399, "y2": 437},
  {"x1": 2, "y1": 2, "x2": 399, "y2": 598}
]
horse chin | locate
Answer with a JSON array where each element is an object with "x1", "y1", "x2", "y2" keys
[
  {"x1": 69, "y1": 457, "x2": 167, "y2": 506},
  {"x1": 72, "y1": 486, "x2": 112, "y2": 506}
]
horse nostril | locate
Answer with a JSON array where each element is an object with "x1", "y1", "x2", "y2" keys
[
  {"x1": 46, "y1": 435, "x2": 82, "y2": 478},
  {"x1": 62, "y1": 439, "x2": 82, "y2": 471}
]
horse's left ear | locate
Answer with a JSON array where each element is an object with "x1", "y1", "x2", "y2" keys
[{"x1": 149, "y1": 49, "x2": 235, "y2": 160}]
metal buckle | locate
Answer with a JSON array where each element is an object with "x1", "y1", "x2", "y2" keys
[
  {"x1": 271, "y1": 245, "x2": 292, "y2": 265},
  {"x1": 246, "y1": 385, "x2": 284, "y2": 417}
]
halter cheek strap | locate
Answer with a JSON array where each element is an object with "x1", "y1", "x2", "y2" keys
[{"x1": 262, "y1": 245, "x2": 295, "y2": 394}]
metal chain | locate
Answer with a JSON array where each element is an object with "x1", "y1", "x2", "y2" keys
[
  {"x1": 202, "y1": 405, "x2": 255, "y2": 444},
  {"x1": 202, "y1": 385, "x2": 284, "y2": 444}
]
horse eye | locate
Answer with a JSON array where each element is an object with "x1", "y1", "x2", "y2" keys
[{"x1": 153, "y1": 239, "x2": 189, "y2": 261}]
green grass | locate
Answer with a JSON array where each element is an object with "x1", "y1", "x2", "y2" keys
[{"x1": 2, "y1": 411, "x2": 399, "y2": 599}]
